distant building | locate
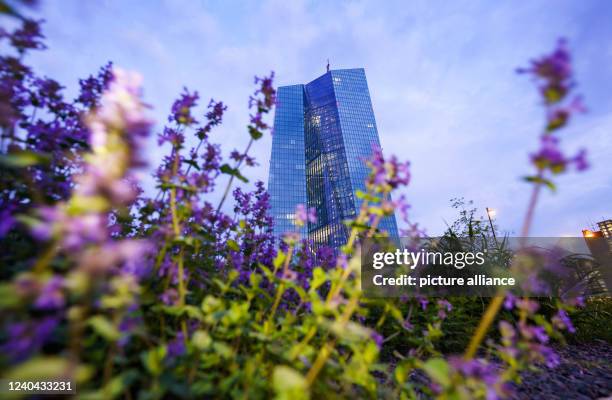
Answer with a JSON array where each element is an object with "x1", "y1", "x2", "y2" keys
[
  {"x1": 597, "y1": 219, "x2": 612, "y2": 239},
  {"x1": 268, "y1": 68, "x2": 399, "y2": 248},
  {"x1": 582, "y1": 218, "x2": 612, "y2": 295}
]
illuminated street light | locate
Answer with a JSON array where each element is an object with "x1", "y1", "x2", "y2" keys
[
  {"x1": 485, "y1": 207, "x2": 498, "y2": 243},
  {"x1": 582, "y1": 229, "x2": 602, "y2": 238}
]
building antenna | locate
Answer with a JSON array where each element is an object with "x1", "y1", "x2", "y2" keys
[{"x1": 326, "y1": 59, "x2": 330, "y2": 73}]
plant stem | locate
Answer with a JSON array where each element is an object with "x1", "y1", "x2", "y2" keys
[
  {"x1": 266, "y1": 244, "x2": 293, "y2": 330},
  {"x1": 216, "y1": 138, "x2": 253, "y2": 213},
  {"x1": 464, "y1": 176, "x2": 544, "y2": 359},
  {"x1": 305, "y1": 288, "x2": 360, "y2": 386},
  {"x1": 325, "y1": 198, "x2": 370, "y2": 303},
  {"x1": 521, "y1": 175, "x2": 543, "y2": 238},
  {"x1": 464, "y1": 295, "x2": 504, "y2": 359},
  {"x1": 33, "y1": 243, "x2": 58, "y2": 274}
]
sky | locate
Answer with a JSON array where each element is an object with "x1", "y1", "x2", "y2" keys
[{"x1": 11, "y1": 0, "x2": 612, "y2": 236}]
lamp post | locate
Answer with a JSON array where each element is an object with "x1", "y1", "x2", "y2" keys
[{"x1": 486, "y1": 207, "x2": 497, "y2": 243}]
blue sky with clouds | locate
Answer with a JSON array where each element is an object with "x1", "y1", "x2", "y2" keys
[{"x1": 17, "y1": 0, "x2": 612, "y2": 236}]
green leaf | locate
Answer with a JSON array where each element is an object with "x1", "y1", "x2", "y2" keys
[
  {"x1": 4, "y1": 357, "x2": 92, "y2": 383},
  {"x1": 183, "y1": 158, "x2": 201, "y2": 170},
  {"x1": 88, "y1": 316, "x2": 120, "y2": 341},
  {"x1": 0, "y1": 151, "x2": 50, "y2": 168},
  {"x1": 81, "y1": 370, "x2": 140, "y2": 400},
  {"x1": 142, "y1": 346, "x2": 167, "y2": 376},
  {"x1": 273, "y1": 252, "x2": 286, "y2": 270},
  {"x1": 0, "y1": 0, "x2": 23, "y2": 18},
  {"x1": 192, "y1": 330, "x2": 212, "y2": 350},
  {"x1": 346, "y1": 220, "x2": 370, "y2": 230},
  {"x1": 68, "y1": 195, "x2": 110, "y2": 213},
  {"x1": 0, "y1": 283, "x2": 19, "y2": 308},
  {"x1": 355, "y1": 190, "x2": 380, "y2": 202},
  {"x1": 311, "y1": 267, "x2": 327, "y2": 290},
  {"x1": 422, "y1": 358, "x2": 451, "y2": 388},
  {"x1": 523, "y1": 175, "x2": 556, "y2": 192},
  {"x1": 273, "y1": 365, "x2": 308, "y2": 399},
  {"x1": 248, "y1": 126, "x2": 263, "y2": 140},
  {"x1": 212, "y1": 341, "x2": 233, "y2": 359},
  {"x1": 226, "y1": 239, "x2": 240, "y2": 252},
  {"x1": 201, "y1": 295, "x2": 223, "y2": 314},
  {"x1": 220, "y1": 164, "x2": 249, "y2": 183}
]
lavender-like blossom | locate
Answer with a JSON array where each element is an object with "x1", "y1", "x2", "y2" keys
[
  {"x1": 294, "y1": 204, "x2": 317, "y2": 227},
  {"x1": 34, "y1": 275, "x2": 65, "y2": 310},
  {"x1": 437, "y1": 299, "x2": 452, "y2": 319},
  {"x1": 530, "y1": 135, "x2": 587, "y2": 174},
  {"x1": 7, "y1": 19, "x2": 46, "y2": 54},
  {"x1": 518, "y1": 38, "x2": 572, "y2": 105},
  {"x1": 552, "y1": 309, "x2": 576, "y2": 333},
  {"x1": 1, "y1": 317, "x2": 58, "y2": 362},
  {"x1": 170, "y1": 88, "x2": 199, "y2": 125},
  {"x1": 366, "y1": 145, "x2": 411, "y2": 192},
  {"x1": 168, "y1": 332, "x2": 186, "y2": 357},
  {"x1": 160, "y1": 288, "x2": 179, "y2": 305},
  {"x1": 370, "y1": 330, "x2": 384, "y2": 348},
  {"x1": 0, "y1": 204, "x2": 16, "y2": 237},
  {"x1": 503, "y1": 293, "x2": 516, "y2": 310},
  {"x1": 77, "y1": 62, "x2": 113, "y2": 108},
  {"x1": 417, "y1": 295, "x2": 429, "y2": 310}
]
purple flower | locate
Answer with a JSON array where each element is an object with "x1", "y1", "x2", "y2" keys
[
  {"x1": 158, "y1": 127, "x2": 185, "y2": 146},
  {"x1": 294, "y1": 204, "x2": 316, "y2": 227},
  {"x1": 370, "y1": 330, "x2": 384, "y2": 348},
  {"x1": 115, "y1": 240, "x2": 154, "y2": 279},
  {"x1": 516, "y1": 298, "x2": 540, "y2": 315},
  {"x1": 77, "y1": 62, "x2": 113, "y2": 108},
  {"x1": 160, "y1": 288, "x2": 179, "y2": 305},
  {"x1": 366, "y1": 145, "x2": 411, "y2": 191},
  {"x1": 530, "y1": 135, "x2": 566, "y2": 173},
  {"x1": 539, "y1": 345, "x2": 560, "y2": 368},
  {"x1": 248, "y1": 72, "x2": 276, "y2": 140},
  {"x1": 572, "y1": 148, "x2": 589, "y2": 171},
  {"x1": 8, "y1": 19, "x2": 46, "y2": 54},
  {"x1": 499, "y1": 320, "x2": 516, "y2": 341},
  {"x1": 518, "y1": 38, "x2": 572, "y2": 105},
  {"x1": 1, "y1": 317, "x2": 58, "y2": 362},
  {"x1": 34, "y1": 275, "x2": 65, "y2": 310},
  {"x1": 417, "y1": 296, "x2": 429, "y2": 310},
  {"x1": 402, "y1": 318, "x2": 413, "y2": 331},
  {"x1": 159, "y1": 258, "x2": 179, "y2": 284},
  {"x1": 449, "y1": 356, "x2": 499, "y2": 386},
  {"x1": 532, "y1": 326, "x2": 549, "y2": 343},
  {"x1": 0, "y1": 204, "x2": 16, "y2": 237},
  {"x1": 170, "y1": 87, "x2": 199, "y2": 125},
  {"x1": 519, "y1": 323, "x2": 549, "y2": 344},
  {"x1": 437, "y1": 299, "x2": 452, "y2": 319},
  {"x1": 503, "y1": 293, "x2": 516, "y2": 310},
  {"x1": 552, "y1": 309, "x2": 575, "y2": 333},
  {"x1": 195, "y1": 99, "x2": 227, "y2": 139},
  {"x1": 117, "y1": 314, "x2": 141, "y2": 348},
  {"x1": 31, "y1": 206, "x2": 107, "y2": 249},
  {"x1": 168, "y1": 332, "x2": 186, "y2": 358}
]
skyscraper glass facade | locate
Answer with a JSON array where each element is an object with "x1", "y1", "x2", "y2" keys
[
  {"x1": 268, "y1": 84, "x2": 308, "y2": 238},
  {"x1": 268, "y1": 68, "x2": 399, "y2": 248}
]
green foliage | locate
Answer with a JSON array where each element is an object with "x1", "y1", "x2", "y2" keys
[{"x1": 570, "y1": 297, "x2": 612, "y2": 343}]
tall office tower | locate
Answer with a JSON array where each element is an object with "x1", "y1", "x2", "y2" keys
[{"x1": 268, "y1": 68, "x2": 399, "y2": 248}]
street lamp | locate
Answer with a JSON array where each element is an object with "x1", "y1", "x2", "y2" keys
[{"x1": 486, "y1": 207, "x2": 498, "y2": 242}]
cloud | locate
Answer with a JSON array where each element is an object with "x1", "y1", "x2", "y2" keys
[{"x1": 23, "y1": 0, "x2": 612, "y2": 234}]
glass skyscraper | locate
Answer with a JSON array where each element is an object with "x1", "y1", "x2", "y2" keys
[{"x1": 268, "y1": 68, "x2": 399, "y2": 248}]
